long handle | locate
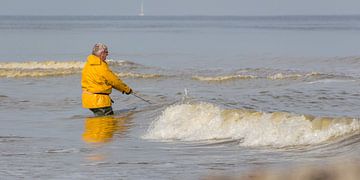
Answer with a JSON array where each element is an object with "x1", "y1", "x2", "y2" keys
[{"x1": 132, "y1": 92, "x2": 152, "y2": 104}]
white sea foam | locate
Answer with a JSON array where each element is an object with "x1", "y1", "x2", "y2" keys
[
  {"x1": 191, "y1": 71, "x2": 325, "y2": 82},
  {"x1": 0, "y1": 69, "x2": 79, "y2": 77},
  {"x1": 0, "y1": 60, "x2": 150, "y2": 78},
  {"x1": 0, "y1": 61, "x2": 85, "y2": 70},
  {"x1": 0, "y1": 61, "x2": 83, "y2": 77},
  {"x1": 192, "y1": 75, "x2": 256, "y2": 81},
  {"x1": 116, "y1": 72, "x2": 164, "y2": 79},
  {"x1": 106, "y1": 59, "x2": 139, "y2": 66},
  {"x1": 0, "y1": 60, "x2": 133, "y2": 70},
  {"x1": 267, "y1": 72, "x2": 321, "y2": 80},
  {"x1": 143, "y1": 102, "x2": 360, "y2": 147}
]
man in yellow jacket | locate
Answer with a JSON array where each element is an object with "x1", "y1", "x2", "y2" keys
[{"x1": 82, "y1": 43, "x2": 132, "y2": 116}]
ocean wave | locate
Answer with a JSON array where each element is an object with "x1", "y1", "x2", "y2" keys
[
  {"x1": 191, "y1": 69, "x2": 346, "y2": 82},
  {"x1": 143, "y1": 102, "x2": 360, "y2": 147},
  {"x1": 106, "y1": 59, "x2": 141, "y2": 67},
  {"x1": 0, "y1": 69, "x2": 164, "y2": 78},
  {"x1": 266, "y1": 72, "x2": 322, "y2": 80},
  {"x1": 0, "y1": 69, "x2": 79, "y2": 77},
  {"x1": 0, "y1": 61, "x2": 84, "y2": 70},
  {"x1": 0, "y1": 60, "x2": 135, "y2": 70},
  {"x1": 116, "y1": 72, "x2": 164, "y2": 79},
  {"x1": 0, "y1": 60, "x2": 149, "y2": 78},
  {"x1": 192, "y1": 75, "x2": 256, "y2": 81}
]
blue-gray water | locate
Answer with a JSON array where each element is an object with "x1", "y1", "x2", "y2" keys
[{"x1": 0, "y1": 15, "x2": 360, "y2": 179}]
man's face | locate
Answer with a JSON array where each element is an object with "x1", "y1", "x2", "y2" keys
[{"x1": 99, "y1": 49, "x2": 109, "y2": 61}]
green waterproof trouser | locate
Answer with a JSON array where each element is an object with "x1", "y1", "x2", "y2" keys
[{"x1": 89, "y1": 106, "x2": 114, "y2": 116}]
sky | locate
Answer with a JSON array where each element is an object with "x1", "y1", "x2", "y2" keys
[{"x1": 1, "y1": 0, "x2": 360, "y2": 16}]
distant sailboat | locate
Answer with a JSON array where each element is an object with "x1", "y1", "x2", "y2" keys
[{"x1": 139, "y1": 1, "x2": 144, "y2": 16}]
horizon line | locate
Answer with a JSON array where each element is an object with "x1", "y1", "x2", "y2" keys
[{"x1": 0, "y1": 14, "x2": 360, "y2": 17}]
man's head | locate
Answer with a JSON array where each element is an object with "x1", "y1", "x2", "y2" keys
[{"x1": 92, "y1": 43, "x2": 109, "y2": 61}]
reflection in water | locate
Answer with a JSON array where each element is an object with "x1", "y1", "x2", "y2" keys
[{"x1": 82, "y1": 114, "x2": 132, "y2": 144}]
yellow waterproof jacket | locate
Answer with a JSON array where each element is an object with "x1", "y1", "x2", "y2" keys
[{"x1": 81, "y1": 55, "x2": 131, "y2": 109}]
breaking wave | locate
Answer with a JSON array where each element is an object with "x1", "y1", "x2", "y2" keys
[
  {"x1": 0, "y1": 60, "x2": 134, "y2": 70},
  {"x1": 192, "y1": 75, "x2": 256, "y2": 81},
  {"x1": 0, "y1": 61, "x2": 85, "y2": 70},
  {"x1": 0, "y1": 69, "x2": 79, "y2": 77},
  {"x1": 0, "y1": 60, "x2": 150, "y2": 78},
  {"x1": 191, "y1": 69, "x2": 335, "y2": 82},
  {"x1": 1, "y1": 62, "x2": 355, "y2": 81},
  {"x1": 0, "y1": 60, "x2": 85, "y2": 77},
  {"x1": 106, "y1": 59, "x2": 141, "y2": 67},
  {"x1": 116, "y1": 72, "x2": 164, "y2": 79},
  {"x1": 267, "y1": 72, "x2": 322, "y2": 80},
  {"x1": 143, "y1": 102, "x2": 360, "y2": 147}
]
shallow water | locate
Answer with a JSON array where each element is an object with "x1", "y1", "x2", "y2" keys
[{"x1": 0, "y1": 15, "x2": 360, "y2": 179}]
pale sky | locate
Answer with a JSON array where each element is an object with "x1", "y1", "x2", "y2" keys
[{"x1": 1, "y1": 0, "x2": 360, "y2": 16}]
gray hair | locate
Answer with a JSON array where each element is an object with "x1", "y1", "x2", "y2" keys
[{"x1": 92, "y1": 43, "x2": 108, "y2": 56}]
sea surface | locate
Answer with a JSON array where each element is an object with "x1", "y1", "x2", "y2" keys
[{"x1": 0, "y1": 15, "x2": 360, "y2": 179}]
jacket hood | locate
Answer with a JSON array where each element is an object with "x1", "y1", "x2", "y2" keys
[{"x1": 87, "y1": 54, "x2": 102, "y2": 65}]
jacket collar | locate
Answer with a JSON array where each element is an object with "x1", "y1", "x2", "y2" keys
[{"x1": 87, "y1": 54, "x2": 106, "y2": 65}]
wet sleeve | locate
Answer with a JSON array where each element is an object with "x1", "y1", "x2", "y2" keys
[{"x1": 103, "y1": 66, "x2": 131, "y2": 93}]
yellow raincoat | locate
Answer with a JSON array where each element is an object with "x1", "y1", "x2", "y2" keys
[{"x1": 81, "y1": 55, "x2": 131, "y2": 109}]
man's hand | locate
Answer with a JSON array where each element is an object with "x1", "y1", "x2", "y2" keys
[
  {"x1": 123, "y1": 88, "x2": 132, "y2": 95},
  {"x1": 126, "y1": 88, "x2": 133, "y2": 95}
]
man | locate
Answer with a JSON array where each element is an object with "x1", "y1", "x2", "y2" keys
[{"x1": 82, "y1": 43, "x2": 132, "y2": 116}]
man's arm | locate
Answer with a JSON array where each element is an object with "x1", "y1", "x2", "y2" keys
[{"x1": 103, "y1": 66, "x2": 132, "y2": 94}]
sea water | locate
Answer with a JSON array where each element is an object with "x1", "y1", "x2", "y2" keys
[{"x1": 0, "y1": 15, "x2": 360, "y2": 179}]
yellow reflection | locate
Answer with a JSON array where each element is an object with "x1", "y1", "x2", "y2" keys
[{"x1": 82, "y1": 114, "x2": 131, "y2": 144}]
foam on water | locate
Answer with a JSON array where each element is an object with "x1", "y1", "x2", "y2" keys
[
  {"x1": 0, "y1": 69, "x2": 79, "y2": 77},
  {"x1": 0, "y1": 60, "x2": 153, "y2": 78},
  {"x1": 0, "y1": 60, "x2": 133, "y2": 70},
  {"x1": 116, "y1": 72, "x2": 164, "y2": 79},
  {"x1": 0, "y1": 61, "x2": 85, "y2": 69},
  {"x1": 192, "y1": 75, "x2": 256, "y2": 81},
  {"x1": 191, "y1": 71, "x2": 330, "y2": 82},
  {"x1": 143, "y1": 102, "x2": 360, "y2": 147},
  {"x1": 106, "y1": 59, "x2": 140, "y2": 67},
  {"x1": 267, "y1": 72, "x2": 321, "y2": 80}
]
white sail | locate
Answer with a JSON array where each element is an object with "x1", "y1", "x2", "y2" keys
[{"x1": 139, "y1": 1, "x2": 144, "y2": 16}]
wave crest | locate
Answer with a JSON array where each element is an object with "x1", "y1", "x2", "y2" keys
[
  {"x1": 192, "y1": 75, "x2": 256, "y2": 81},
  {"x1": 0, "y1": 60, "x2": 149, "y2": 78},
  {"x1": 0, "y1": 60, "x2": 133, "y2": 70},
  {"x1": 191, "y1": 69, "x2": 330, "y2": 82},
  {"x1": 106, "y1": 59, "x2": 140, "y2": 67},
  {"x1": 0, "y1": 61, "x2": 84, "y2": 70},
  {"x1": 116, "y1": 72, "x2": 164, "y2": 79},
  {"x1": 0, "y1": 69, "x2": 79, "y2": 77},
  {"x1": 267, "y1": 72, "x2": 322, "y2": 80},
  {"x1": 143, "y1": 102, "x2": 360, "y2": 147}
]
